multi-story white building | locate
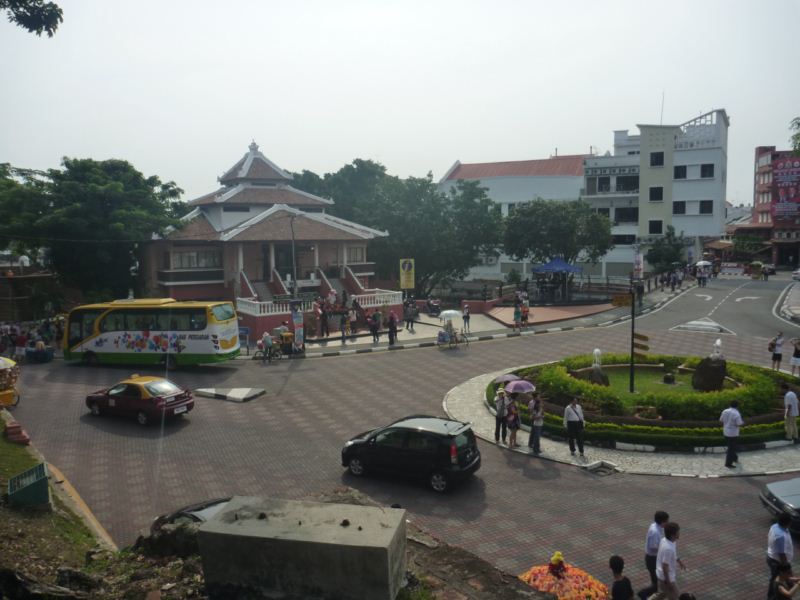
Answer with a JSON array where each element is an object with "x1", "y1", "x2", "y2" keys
[
  {"x1": 581, "y1": 109, "x2": 729, "y2": 276},
  {"x1": 438, "y1": 155, "x2": 586, "y2": 280}
]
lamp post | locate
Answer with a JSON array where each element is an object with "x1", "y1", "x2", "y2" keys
[{"x1": 289, "y1": 214, "x2": 298, "y2": 300}]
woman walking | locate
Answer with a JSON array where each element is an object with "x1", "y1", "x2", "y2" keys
[
  {"x1": 506, "y1": 394, "x2": 521, "y2": 448},
  {"x1": 527, "y1": 393, "x2": 544, "y2": 454}
]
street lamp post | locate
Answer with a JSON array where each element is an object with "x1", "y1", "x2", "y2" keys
[{"x1": 289, "y1": 214, "x2": 298, "y2": 300}]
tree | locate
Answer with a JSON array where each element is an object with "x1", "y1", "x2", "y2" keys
[
  {"x1": 645, "y1": 225, "x2": 686, "y2": 273},
  {"x1": 0, "y1": 158, "x2": 182, "y2": 298},
  {"x1": 504, "y1": 199, "x2": 613, "y2": 265},
  {"x1": 791, "y1": 117, "x2": 800, "y2": 155},
  {"x1": 732, "y1": 234, "x2": 766, "y2": 261},
  {"x1": 1, "y1": 0, "x2": 62, "y2": 36}
]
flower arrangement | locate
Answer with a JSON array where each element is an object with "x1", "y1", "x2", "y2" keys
[{"x1": 519, "y1": 552, "x2": 608, "y2": 600}]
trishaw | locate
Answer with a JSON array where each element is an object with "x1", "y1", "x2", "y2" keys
[
  {"x1": 0, "y1": 357, "x2": 21, "y2": 407},
  {"x1": 436, "y1": 313, "x2": 469, "y2": 350}
]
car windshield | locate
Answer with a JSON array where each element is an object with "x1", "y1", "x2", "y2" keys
[
  {"x1": 211, "y1": 303, "x2": 235, "y2": 321},
  {"x1": 144, "y1": 380, "x2": 182, "y2": 396}
]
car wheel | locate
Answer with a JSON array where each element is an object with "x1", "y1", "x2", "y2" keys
[
  {"x1": 348, "y1": 457, "x2": 365, "y2": 476},
  {"x1": 136, "y1": 411, "x2": 149, "y2": 426},
  {"x1": 429, "y1": 471, "x2": 449, "y2": 493},
  {"x1": 89, "y1": 403, "x2": 101, "y2": 416}
]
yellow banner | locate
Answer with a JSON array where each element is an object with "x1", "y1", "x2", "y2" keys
[{"x1": 399, "y1": 258, "x2": 415, "y2": 289}]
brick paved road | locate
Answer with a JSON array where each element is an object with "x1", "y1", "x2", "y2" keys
[{"x1": 10, "y1": 325, "x2": 791, "y2": 598}]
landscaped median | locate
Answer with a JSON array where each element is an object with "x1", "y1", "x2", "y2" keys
[{"x1": 487, "y1": 353, "x2": 791, "y2": 450}]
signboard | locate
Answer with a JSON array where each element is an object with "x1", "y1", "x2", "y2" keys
[
  {"x1": 291, "y1": 306, "x2": 304, "y2": 351},
  {"x1": 612, "y1": 294, "x2": 632, "y2": 307},
  {"x1": 772, "y1": 154, "x2": 800, "y2": 221},
  {"x1": 633, "y1": 332, "x2": 649, "y2": 341},
  {"x1": 399, "y1": 258, "x2": 415, "y2": 290},
  {"x1": 238, "y1": 327, "x2": 250, "y2": 355},
  {"x1": 633, "y1": 352, "x2": 649, "y2": 361},
  {"x1": 633, "y1": 246, "x2": 643, "y2": 279},
  {"x1": 633, "y1": 342, "x2": 650, "y2": 351}
]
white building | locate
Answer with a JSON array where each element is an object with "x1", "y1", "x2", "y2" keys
[
  {"x1": 438, "y1": 155, "x2": 586, "y2": 280},
  {"x1": 581, "y1": 109, "x2": 729, "y2": 276}
]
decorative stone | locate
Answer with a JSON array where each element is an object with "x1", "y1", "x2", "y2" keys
[
  {"x1": 663, "y1": 372, "x2": 675, "y2": 384},
  {"x1": 691, "y1": 357, "x2": 727, "y2": 391},
  {"x1": 588, "y1": 367, "x2": 609, "y2": 386}
]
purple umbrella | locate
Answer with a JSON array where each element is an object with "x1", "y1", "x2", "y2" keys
[
  {"x1": 493, "y1": 374, "x2": 521, "y2": 384},
  {"x1": 504, "y1": 379, "x2": 535, "y2": 394}
]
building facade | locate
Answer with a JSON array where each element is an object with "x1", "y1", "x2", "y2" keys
[
  {"x1": 752, "y1": 146, "x2": 800, "y2": 266},
  {"x1": 581, "y1": 109, "x2": 729, "y2": 276},
  {"x1": 438, "y1": 155, "x2": 585, "y2": 280}
]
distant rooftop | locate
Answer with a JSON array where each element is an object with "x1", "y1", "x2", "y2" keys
[{"x1": 442, "y1": 155, "x2": 586, "y2": 182}]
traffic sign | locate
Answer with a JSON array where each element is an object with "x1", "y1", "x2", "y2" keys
[
  {"x1": 633, "y1": 342, "x2": 649, "y2": 351},
  {"x1": 633, "y1": 332, "x2": 649, "y2": 341},
  {"x1": 633, "y1": 352, "x2": 649, "y2": 360},
  {"x1": 612, "y1": 294, "x2": 632, "y2": 307}
]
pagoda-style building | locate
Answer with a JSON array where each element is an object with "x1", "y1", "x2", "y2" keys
[{"x1": 140, "y1": 142, "x2": 399, "y2": 331}]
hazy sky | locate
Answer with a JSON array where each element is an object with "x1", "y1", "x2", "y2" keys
[{"x1": 2, "y1": 0, "x2": 798, "y2": 206}]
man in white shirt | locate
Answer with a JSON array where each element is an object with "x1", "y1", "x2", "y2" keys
[
  {"x1": 652, "y1": 522, "x2": 684, "y2": 600},
  {"x1": 637, "y1": 510, "x2": 669, "y2": 600},
  {"x1": 563, "y1": 397, "x2": 585, "y2": 457},
  {"x1": 719, "y1": 400, "x2": 744, "y2": 469},
  {"x1": 783, "y1": 383, "x2": 799, "y2": 443},
  {"x1": 494, "y1": 389, "x2": 508, "y2": 445},
  {"x1": 767, "y1": 513, "x2": 794, "y2": 596}
]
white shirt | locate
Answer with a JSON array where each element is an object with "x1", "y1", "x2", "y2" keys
[
  {"x1": 655, "y1": 538, "x2": 678, "y2": 583},
  {"x1": 563, "y1": 403, "x2": 584, "y2": 427},
  {"x1": 495, "y1": 395, "x2": 508, "y2": 418},
  {"x1": 719, "y1": 406, "x2": 743, "y2": 437},
  {"x1": 775, "y1": 336, "x2": 785, "y2": 353},
  {"x1": 768, "y1": 522, "x2": 794, "y2": 562},
  {"x1": 785, "y1": 391, "x2": 799, "y2": 418},
  {"x1": 645, "y1": 522, "x2": 664, "y2": 556}
]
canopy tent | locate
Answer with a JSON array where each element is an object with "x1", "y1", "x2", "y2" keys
[{"x1": 533, "y1": 258, "x2": 582, "y2": 274}]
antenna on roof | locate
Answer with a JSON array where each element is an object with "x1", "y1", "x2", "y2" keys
[
  {"x1": 555, "y1": 147, "x2": 558, "y2": 157},
  {"x1": 660, "y1": 90, "x2": 665, "y2": 125}
]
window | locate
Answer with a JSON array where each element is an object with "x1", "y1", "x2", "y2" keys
[
  {"x1": 407, "y1": 433, "x2": 437, "y2": 452},
  {"x1": 222, "y1": 205, "x2": 250, "y2": 212},
  {"x1": 649, "y1": 220, "x2": 663, "y2": 235},
  {"x1": 598, "y1": 176, "x2": 610, "y2": 192},
  {"x1": 171, "y1": 250, "x2": 221, "y2": 269},
  {"x1": 595, "y1": 208, "x2": 610, "y2": 217},
  {"x1": 650, "y1": 152, "x2": 664, "y2": 167},
  {"x1": 374, "y1": 429, "x2": 406, "y2": 448},
  {"x1": 100, "y1": 308, "x2": 208, "y2": 332},
  {"x1": 211, "y1": 303, "x2": 235, "y2": 322},
  {"x1": 701, "y1": 164, "x2": 715, "y2": 178},
  {"x1": 612, "y1": 234, "x2": 636, "y2": 245},
  {"x1": 674, "y1": 165, "x2": 687, "y2": 179},
  {"x1": 616, "y1": 175, "x2": 639, "y2": 192},
  {"x1": 699, "y1": 200, "x2": 713, "y2": 214},
  {"x1": 347, "y1": 246, "x2": 365, "y2": 263},
  {"x1": 614, "y1": 207, "x2": 639, "y2": 223},
  {"x1": 672, "y1": 201, "x2": 686, "y2": 215},
  {"x1": 649, "y1": 187, "x2": 664, "y2": 202}
]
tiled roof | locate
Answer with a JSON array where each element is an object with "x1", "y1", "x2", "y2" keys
[
  {"x1": 219, "y1": 141, "x2": 293, "y2": 184},
  {"x1": 444, "y1": 155, "x2": 586, "y2": 181},
  {"x1": 166, "y1": 212, "x2": 218, "y2": 241},
  {"x1": 188, "y1": 184, "x2": 333, "y2": 207}
]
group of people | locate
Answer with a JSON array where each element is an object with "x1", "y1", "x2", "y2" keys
[
  {"x1": 658, "y1": 269, "x2": 685, "y2": 293},
  {"x1": 769, "y1": 331, "x2": 800, "y2": 377},
  {"x1": 511, "y1": 294, "x2": 532, "y2": 331},
  {"x1": 492, "y1": 388, "x2": 544, "y2": 454},
  {"x1": 0, "y1": 319, "x2": 61, "y2": 363}
]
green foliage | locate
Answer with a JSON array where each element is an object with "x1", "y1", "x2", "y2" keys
[
  {"x1": 733, "y1": 234, "x2": 767, "y2": 261},
  {"x1": 0, "y1": 158, "x2": 182, "y2": 298},
  {"x1": 645, "y1": 225, "x2": 686, "y2": 273},
  {"x1": 503, "y1": 199, "x2": 613, "y2": 265},
  {"x1": 1, "y1": 0, "x2": 62, "y2": 36},
  {"x1": 505, "y1": 268, "x2": 521, "y2": 284}
]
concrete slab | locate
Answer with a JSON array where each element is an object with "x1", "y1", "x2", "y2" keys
[
  {"x1": 194, "y1": 388, "x2": 265, "y2": 403},
  {"x1": 198, "y1": 496, "x2": 406, "y2": 600}
]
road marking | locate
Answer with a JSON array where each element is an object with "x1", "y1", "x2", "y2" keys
[
  {"x1": 695, "y1": 294, "x2": 713, "y2": 301},
  {"x1": 706, "y1": 281, "x2": 751, "y2": 318},
  {"x1": 772, "y1": 282, "x2": 800, "y2": 329},
  {"x1": 734, "y1": 296, "x2": 761, "y2": 302},
  {"x1": 670, "y1": 317, "x2": 735, "y2": 335}
]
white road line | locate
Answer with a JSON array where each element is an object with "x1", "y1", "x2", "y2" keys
[{"x1": 772, "y1": 282, "x2": 800, "y2": 330}]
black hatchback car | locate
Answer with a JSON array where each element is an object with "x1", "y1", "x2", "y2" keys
[{"x1": 341, "y1": 415, "x2": 481, "y2": 493}]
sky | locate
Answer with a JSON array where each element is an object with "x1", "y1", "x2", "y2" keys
[{"x1": 1, "y1": 0, "x2": 798, "y2": 206}]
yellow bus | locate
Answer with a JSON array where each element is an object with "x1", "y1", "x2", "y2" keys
[{"x1": 64, "y1": 298, "x2": 240, "y2": 367}]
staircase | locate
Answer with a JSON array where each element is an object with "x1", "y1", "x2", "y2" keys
[
  {"x1": 252, "y1": 281, "x2": 273, "y2": 302},
  {"x1": 328, "y1": 277, "x2": 347, "y2": 297}
]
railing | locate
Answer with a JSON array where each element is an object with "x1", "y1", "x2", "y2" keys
[
  {"x1": 583, "y1": 188, "x2": 639, "y2": 196},
  {"x1": 271, "y1": 268, "x2": 289, "y2": 295},
  {"x1": 157, "y1": 269, "x2": 224, "y2": 284},
  {"x1": 344, "y1": 266, "x2": 367, "y2": 294},
  {"x1": 347, "y1": 261, "x2": 376, "y2": 273},
  {"x1": 236, "y1": 297, "x2": 316, "y2": 316},
  {"x1": 353, "y1": 290, "x2": 403, "y2": 308},
  {"x1": 240, "y1": 270, "x2": 257, "y2": 298}
]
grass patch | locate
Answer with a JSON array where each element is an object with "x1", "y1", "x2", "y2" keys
[
  {"x1": 605, "y1": 368, "x2": 735, "y2": 409},
  {"x1": 0, "y1": 435, "x2": 38, "y2": 487}
]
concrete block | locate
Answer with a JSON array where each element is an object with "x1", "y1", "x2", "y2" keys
[{"x1": 198, "y1": 496, "x2": 406, "y2": 600}]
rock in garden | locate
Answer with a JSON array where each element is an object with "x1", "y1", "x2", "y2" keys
[{"x1": 691, "y1": 357, "x2": 726, "y2": 391}]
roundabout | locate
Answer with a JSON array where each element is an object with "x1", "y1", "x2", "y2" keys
[{"x1": 443, "y1": 363, "x2": 800, "y2": 478}]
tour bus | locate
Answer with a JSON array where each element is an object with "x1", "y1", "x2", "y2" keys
[{"x1": 63, "y1": 298, "x2": 240, "y2": 367}]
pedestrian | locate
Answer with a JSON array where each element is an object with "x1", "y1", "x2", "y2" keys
[
  {"x1": 563, "y1": 396, "x2": 585, "y2": 457},
  {"x1": 720, "y1": 399, "x2": 744, "y2": 469},
  {"x1": 404, "y1": 303, "x2": 414, "y2": 332},
  {"x1": 608, "y1": 555, "x2": 634, "y2": 600},
  {"x1": 339, "y1": 312, "x2": 348, "y2": 345},
  {"x1": 521, "y1": 303, "x2": 530, "y2": 328},
  {"x1": 506, "y1": 394, "x2": 520, "y2": 448},
  {"x1": 669, "y1": 272, "x2": 677, "y2": 292},
  {"x1": 349, "y1": 307, "x2": 358, "y2": 338},
  {"x1": 767, "y1": 513, "x2": 795, "y2": 595},
  {"x1": 462, "y1": 304, "x2": 470, "y2": 332},
  {"x1": 784, "y1": 383, "x2": 799, "y2": 444},
  {"x1": 387, "y1": 310, "x2": 398, "y2": 346},
  {"x1": 513, "y1": 303, "x2": 522, "y2": 332},
  {"x1": 14, "y1": 329, "x2": 27, "y2": 363},
  {"x1": 652, "y1": 522, "x2": 685, "y2": 600},
  {"x1": 369, "y1": 309, "x2": 381, "y2": 343},
  {"x1": 527, "y1": 393, "x2": 544, "y2": 455},
  {"x1": 320, "y1": 306, "x2": 329, "y2": 338},
  {"x1": 638, "y1": 511, "x2": 670, "y2": 600},
  {"x1": 770, "y1": 563, "x2": 800, "y2": 599},
  {"x1": 771, "y1": 332, "x2": 785, "y2": 371},
  {"x1": 790, "y1": 338, "x2": 800, "y2": 377},
  {"x1": 260, "y1": 331, "x2": 273, "y2": 364},
  {"x1": 494, "y1": 388, "x2": 508, "y2": 445}
]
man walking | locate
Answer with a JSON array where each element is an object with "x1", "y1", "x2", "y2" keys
[
  {"x1": 767, "y1": 513, "x2": 794, "y2": 597},
  {"x1": 783, "y1": 383, "x2": 799, "y2": 444},
  {"x1": 462, "y1": 304, "x2": 470, "y2": 333},
  {"x1": 720, "y1": 400, "x2": 744, "y2": 469},
  {"x1": 652, "y1": 522, "x2": 685, "y2": 600},
  {"x1": 638, "y1": 511, "x2": 670, "y2": 600},
  {"x1": 563, "y1": 397, "x2": 585, "y2": 457},
  {"x1": 494, "y1": 389, "x2": 508, "y2": 445}
]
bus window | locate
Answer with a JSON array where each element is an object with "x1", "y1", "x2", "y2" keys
[
  {"x1": 210, "y1": 303, "x2": 235, "y2": 322},
  {"x1": 189, "y1": 310, "x2": 207, "y2": 330},
  {"x1": 68, "y1": 310, "x2": 103, "y2": 347},
  {"x1": 99, "y1": 312, "x2": 126, "y2": 332}
]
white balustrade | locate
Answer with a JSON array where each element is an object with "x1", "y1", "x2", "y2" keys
[{"x1": 237, "y1": 289, "x2": 403, "y2": 317}]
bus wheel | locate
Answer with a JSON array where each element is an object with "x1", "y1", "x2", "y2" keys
[
  {"x1": 162, "y1": 355, "x2": 177, "y2": 370},
  {"x1": 83, "y1": 352, "x2": 99, "y2": 366}
]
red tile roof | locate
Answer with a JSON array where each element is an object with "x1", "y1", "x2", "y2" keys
[
  {"x1": 188, "y1": 184, "x2": 332, "y2": 207},
  {"x1": 444, "y1": 155, "x2": 587, "y2": 180}
]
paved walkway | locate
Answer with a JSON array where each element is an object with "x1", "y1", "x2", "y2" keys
[{"x1": 443, "y1": 367, "x2": 800, "y2": 479}]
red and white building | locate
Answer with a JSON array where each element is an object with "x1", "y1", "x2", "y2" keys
[
  {"x1": 752, "y1": 146, "x2": 800, "y2": 266},
  {"x1": 140, "y1": 142, "x2": 401, "y2": 332}
]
